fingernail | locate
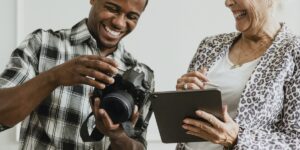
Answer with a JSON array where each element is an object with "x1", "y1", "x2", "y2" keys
[
  {"x1": 196, "y1": 110, "x2": 202, "y2": 115},
  {"x1": 109, "y1": 77, "x2": 115, "y2": 84},
  {"x1": 99, "y1": 84, "x2": 106, "y2": 89},
  {"x1": 183, "y1": 119, "x2": 188, "y2": 123},
  {"x1": 99, "y1": 109, "x2": 105, "y2": 115},
  {"x1": 113, "y1": 68, "x2": 118, "y2": 74},
  {"x1": 95, "y1": 97, "x2": 100, "y2": 102}
]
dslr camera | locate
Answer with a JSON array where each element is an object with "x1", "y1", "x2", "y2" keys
[
  {"x1": 92, "y1": 66, "x2": 153, "y2": 124},
  {"x1": 80, "y1": 64, "x2": 154, "y2": 141}
]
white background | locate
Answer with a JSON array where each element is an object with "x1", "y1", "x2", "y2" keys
[{"x1": 0, "y1": 0, "x2": 300, "y2": 149}]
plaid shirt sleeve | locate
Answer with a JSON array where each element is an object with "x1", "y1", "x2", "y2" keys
[
  {"x1": 0, "y1": 30, "x2": 42, "y2": 132},
  {"x1": 0, "y1": 29, "x2": 41, "y2": 88}
]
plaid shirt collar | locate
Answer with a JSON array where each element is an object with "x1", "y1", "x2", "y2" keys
[{"x1": 70, "y1": 19, "x2": 93, "y2": 45}]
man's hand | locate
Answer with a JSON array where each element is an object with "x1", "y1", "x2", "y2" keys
[
  {"x1": 90, "y1": 97, "x2": 139, "y2": 140},
  {"x1": 0, "y1": 54, "x2": 118, "y2": 126},
  {"x1": 49, "y1": 55, "x2": 119, "y2": 89}
]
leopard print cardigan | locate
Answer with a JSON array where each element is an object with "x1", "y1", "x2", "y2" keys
[{"x1": 179, "y1": 24, "x2": 300, "y2": 150}]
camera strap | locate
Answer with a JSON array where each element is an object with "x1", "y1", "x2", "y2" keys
[
  {"x1": 134, "y1": 107, "x2": 153, "y2": 137},
  {"x1": 121, "y1": 122, "x2": 135, "y2": 137},
  {"x1": 80, "y1": 112, "x2": 104, "y2": 142}
]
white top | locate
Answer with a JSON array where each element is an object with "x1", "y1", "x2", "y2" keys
[{"x1": 184, "y1": 51, "x2": 261, "y2": 150}]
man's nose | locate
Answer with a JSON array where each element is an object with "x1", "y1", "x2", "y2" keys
[{"x1": 112, "y1": 14, "x2": 126, "y2": 30}]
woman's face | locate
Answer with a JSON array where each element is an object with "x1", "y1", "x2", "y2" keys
[{"x1": 225, "y1": 0, "x2": 273, "y2": 35}]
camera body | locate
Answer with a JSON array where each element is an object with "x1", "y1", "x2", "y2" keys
[{"x1": 91, "y1": 66, "x2": 153, "y2": 124}]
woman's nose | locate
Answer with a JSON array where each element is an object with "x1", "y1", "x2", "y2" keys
[{"x1": 225, "y1": 0, "x2": 236, "y2": 7}]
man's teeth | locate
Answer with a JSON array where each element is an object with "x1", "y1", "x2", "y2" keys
[
  {"x1": 105, "y1": 26, "x2": 121, "y2": 37},
  {"x1": 234, "y1": 11, "x2": 246, "y2": 19}
]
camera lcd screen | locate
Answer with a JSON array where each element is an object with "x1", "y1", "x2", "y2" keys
[{"x1": 149, "y1": 89, "x2": 222, "y2": 143}]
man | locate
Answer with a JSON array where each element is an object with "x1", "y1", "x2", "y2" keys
[{"x1": 0, "y1": 0, "x2": 154, "y2": 149}]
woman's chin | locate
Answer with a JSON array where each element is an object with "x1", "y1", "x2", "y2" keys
[{"x1": 235, "y1": 23, "x2": 250, "y2": 33}]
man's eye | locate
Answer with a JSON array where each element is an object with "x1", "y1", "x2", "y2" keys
[
  {"x1": 128, "y1": 14, "x2": 139, "y2": 21},
  {"x1": 106, "y1": 6, "x2": 118, "y2": 13}
]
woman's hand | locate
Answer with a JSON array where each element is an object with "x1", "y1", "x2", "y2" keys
[
  {"x1": 182, "y1": 105, "x2": 239, "y2": 147},
  {"x1": 176, "y1": 68, "x2": 208, "y2": 90}
]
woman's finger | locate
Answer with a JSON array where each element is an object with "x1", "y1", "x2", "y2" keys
[
  {"x1": 195, "y1": 110, "x2": 224, "y2": 129},
  {"x1": 222, "y1": 105, "x2": 232, "y2": 122},
  {"x1": 183, "y1": 118, "x2": 219, "y2": 136},
  {"x1": 186, "y1": 77, "x2": 205, "y2": 89},
  {"x1": 183, "y1": 71, "x2": 209, "y2": 82},
  {"x1": 177, "y1": 77, "x2": 205, "y2": 90},
  {"x1": 186, "y1": 130, "x2": 212, "y2": 141}
]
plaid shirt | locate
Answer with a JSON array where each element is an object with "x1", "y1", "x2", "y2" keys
[{"x1": 0, "y1": 19, "x2": 154, "y2": 150}]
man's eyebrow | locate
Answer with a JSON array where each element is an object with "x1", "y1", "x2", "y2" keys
[
  {"x1": 105, "y1": 2, "x2": 120, "y2": 9},
  {"x1": 105, "y1": 1, "x2": 141, "y2": 16}
]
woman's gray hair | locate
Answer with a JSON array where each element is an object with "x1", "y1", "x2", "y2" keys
[
  {"x1": 273, "y1": 0, "x2": 282, "y2": 9},
  {"x1": 269, "y1": 0, "x2": 283, "y2": 15}
]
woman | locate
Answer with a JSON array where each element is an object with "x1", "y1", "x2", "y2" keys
[{"x1": 176, "y1": 0, "x2": 300, "y2": 149}]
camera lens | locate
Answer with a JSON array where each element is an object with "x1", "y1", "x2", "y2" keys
[{"x1": 101, "y1": 90, "x2": 134, "y2": 124}]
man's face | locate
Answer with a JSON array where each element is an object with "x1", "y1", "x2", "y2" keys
[{"x1": 88, "y1": 0, "x2": 146, "y2": 50}]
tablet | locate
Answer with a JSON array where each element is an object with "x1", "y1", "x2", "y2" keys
[{"x1": 149, "y1": 89, "x2": 223, "y2": 143}]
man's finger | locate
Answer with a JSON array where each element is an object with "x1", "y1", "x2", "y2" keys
[
  {"x1": 131, "y1": 105, "x2": 139, "y2": 126},
  {"x1": 84, "y1": 55, "x2": 119, "y2": 68},
  {"x1": 76, "y1": 76, "x2": 106, "y2": 89},
  {"x1": 82, "y1": 59, "x2": 118, "y2": 76},
  {"x1": 76, "y1": 67, "x2": 115, "y2": 85},
  {"x1": 99, "y1": 109, "x2": 120, "y2": 130},
  {"x1": 93, "y1": 98, "x2": 101, "y2": 115}
]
